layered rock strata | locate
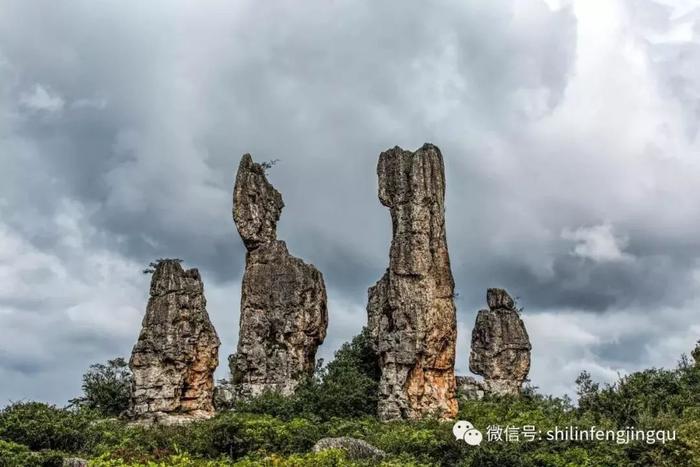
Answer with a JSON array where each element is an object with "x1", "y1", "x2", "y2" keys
[
  {"x1": 129, "y1": 260, "x2": 220, "y2": 424},
  {"x1": 230, "y1": 154, "x2": 328, "y2": 397},
  {"x1": 469, "y1": 288, "x2": 531, "y2": 396},
  {"x1": 367, "y1": 143, "x2": 458, "y2": 420}
]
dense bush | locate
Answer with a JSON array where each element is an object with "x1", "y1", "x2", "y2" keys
[
  {"x1": 89, "y1": 449, "x2": 416, "y2": 466},
  {"x1": 0, "y1": 439, "x2": 64, "y2": 467},
  {"x1": 234, "y1": 328, "x2": 379, "y2": 421},
  {"x1": 69, "y1": 357, "x2": 132, "y2": 417},
  {"x1": 0, "y1": 439, "x2": 52, "y2": 467},
  {"x1": 0, "y1": 402, "x2": 94, "y2": 452},
  {"x1": 576, "y1": 361, "x2": 700, "y2": 427},
  {"x1": 2, "y1": 333, "x2": 699, "y2": 465},
  {"x1": 293, "y1": 327, "x2": 380, "y2": 420},
  {"x1": 183, "y1": 414, "x2": 322, "y2": 459}
]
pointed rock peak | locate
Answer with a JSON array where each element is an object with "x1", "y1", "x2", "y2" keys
[
  {"x1": 148, "y1": 259, "x2": 201, "y2": 297},
  {"x1": 233, "y1": 153, "x2": 284, "y2": 250},
  {"x1": 487, "y1": 288, "x2": 516, "y2": 311},
  {"x1": 240, "y1": 152, "x2": 255, "y2": 169},
  {"x1": 151, "y1": 258, "x2": 186, "y2": 280}
]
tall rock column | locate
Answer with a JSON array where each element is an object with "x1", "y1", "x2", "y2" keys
[
  {"x1": 129, "y1": 260, "x2": 220, "y2": 424},
  {"x1": 367, "y1": 143, "x2": 458, "y2": 421},
  {"x1": 230, "y1": 154, "x2": 328, "y2": 397},
  {"x1": 469, "y1": 288, "x2": 532, "y2": 396}
]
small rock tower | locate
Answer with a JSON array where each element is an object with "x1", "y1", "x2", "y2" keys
[
  {"x1": 469, "y1": 288, "x2": 532, "y2": 395},
  {"x1": 129, "y1": 259, "x2": 220, "y2": 424}
]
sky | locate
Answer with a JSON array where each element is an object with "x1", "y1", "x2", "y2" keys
[{"x1": 1, "y1": 0, "x2": 700, "y2": 405}]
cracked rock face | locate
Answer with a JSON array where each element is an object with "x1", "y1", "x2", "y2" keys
[
  {"x1": 129, "y1": 260, "x2": 220, "y2": 424},
  {"x1": 367, "y1": 143, "x2": 458, "y2": 421},
  {"x1": 455, "y1": 376, "x2": 486, "y2": 401},
  {"x1": 230, "y1": 154, "x2": 328, "y2": 397},
  {"x1": 469, "y1": 288, "x2": 531, "y2": 396},
  {"x1": 232, "y1": 154, "x2": 284, "y2": 250}
]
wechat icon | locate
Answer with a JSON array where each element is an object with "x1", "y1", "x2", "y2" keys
[{"x1": 453, "y1": 420, "x2": 483, "y2": 446}]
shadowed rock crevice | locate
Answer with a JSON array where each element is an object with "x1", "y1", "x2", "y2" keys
[
  {"x1": 129, "y1": 259, "x2": 220, "y2": 424},
  {"x1": 367, "y1": 143, "x2": 458, "y2": 421},
  {"x1": 468, "y1": 288, "x2": 532, "y2": 396},
  {"x1": 230, "y1": 154, "x2": 328, "y2": 398}
]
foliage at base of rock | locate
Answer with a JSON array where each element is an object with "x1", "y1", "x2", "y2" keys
[
  {"x1": 2, "y1": 337, "x2": 699, "y2": 466},
  {"x1": 69, "y1": 357, "x2": 132, "y2": 417},
  {"x1": 232, "y1": 328, "x2": 379, "y2": 421}
]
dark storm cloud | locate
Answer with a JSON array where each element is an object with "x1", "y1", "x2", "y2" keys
[
  {"x1": 456, "y1": 247, "x2": 699, "y2": 312},
  {"x1": 0, "y1": 0, "x2": 577, "y2": 287},
  {"x1": 1, "y1": 0, "x2": 700, "y2": 403}
]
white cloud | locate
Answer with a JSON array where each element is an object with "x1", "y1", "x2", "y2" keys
[
  {"x1": 19, "y1": 84, "x2": 64, "y2": 113},
  {"x1": 524, "y1": 304, "x2": 700, "y2": 399},
  {"x1": 561, "y1": 223, "x2": 632, "y2": 262},
  {"x1": 0, "y1": 197, "x2": 244, "y2": 403},
  {"x1": 0, "y1": 200, "x2": 146, "y2": 403}
]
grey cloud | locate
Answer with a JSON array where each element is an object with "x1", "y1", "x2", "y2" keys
[{"x1": 1, "y1": 0, "x2": 700, "y2": 404}]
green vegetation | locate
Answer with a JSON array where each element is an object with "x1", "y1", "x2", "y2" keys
[
  {"x1": 68, "y1": 357, "x2": 132, "y2": 417},
  {"x1": 233, "y1": 329, "x2": 380, "y2": 421},
  {"x1": 1, "y1": 331, "x2": 699, "y2": 466}
]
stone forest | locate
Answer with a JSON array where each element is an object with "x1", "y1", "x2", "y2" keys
[
  {"x1": 126, "y1": 144, "x2": 533, "y2": 425},
  {"x1": 2, "y1": 144, "x2": 700, "y2": 466}
]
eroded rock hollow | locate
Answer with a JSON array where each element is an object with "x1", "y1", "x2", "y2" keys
[
  {"x1": 367, "y1": 143, "x2": 458, "y2": 421},
  {"x1": 129, "y1": 260, "x2": 220, "y2": 424},
  {"x1": 230, "y1": 154, "x2": 328, "y2": 397},
  {"x1": 469, "y1": 288, "x2": 532, "y2": 396}
]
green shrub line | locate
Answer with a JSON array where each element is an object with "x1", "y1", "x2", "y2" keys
[{"x1": 1, "y1": 332, "x2": 699, "y2": 466}]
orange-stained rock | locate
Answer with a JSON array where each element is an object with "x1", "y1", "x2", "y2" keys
[
  {"x1": 129, "y1": 259, "x2": 220, "y2": 424},
  {"x1": 367, "y1": 143, "x2": 458, "y2": 421}
]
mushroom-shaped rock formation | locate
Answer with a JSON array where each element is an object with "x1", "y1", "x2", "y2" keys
[
  {"x1": 469, "y1": 288, "x2": 532, "y2": 396},
  {"x1": 230, "y1": 154, "x2": 328, "y2": 398},
  {"x1": 367, "y1": 143, "x2": 458, "y2": 421},
  {"x1": 129, "y1": 259, "x2": 220, "y2": 424}
]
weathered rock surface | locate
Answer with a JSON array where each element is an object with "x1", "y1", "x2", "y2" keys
[
  {"x1": 469, "y1": 288, "x2": 531, "y2": 396},
  {"x1": 692, "y1": 341, "x2": 700, "y2": 367},
  {"x1": 312, "y1": 437, "x2": 386, "y2": 460},
  {"x1": 455, "y1": 375, "x2": 486, "y2": 401},
  {"x1": 367, "y1": 143, "x2": 458, "y2": 421},
  {"x1": 230, "y1": 154, "x2": 328, "y2": 398},
  {"x1": 232, "y1": 154, "x2": 284, "y2": 250},
  {"x1": 213, "y1": 379, "x2": 236, "y2": 411},
  {"x1": 129, "y1": 260, "x2": 220, "y2": 424}
]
